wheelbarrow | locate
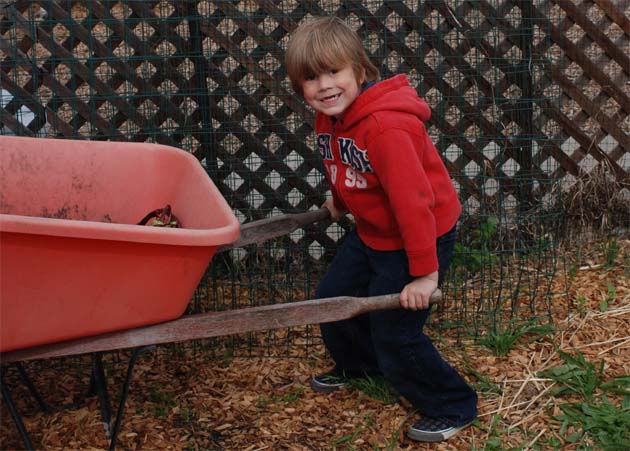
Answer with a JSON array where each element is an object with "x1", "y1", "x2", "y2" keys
[{"x1": 0, "y1": 136, "x2": 441, "y2": 450}]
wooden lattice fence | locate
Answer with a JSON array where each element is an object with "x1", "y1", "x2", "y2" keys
[
  {"x1": 2, "y1": 1, "x2": 628, "y2": 229},
  {"x1": 1, "y1": 1, "x2": 628, "y2": 232}
]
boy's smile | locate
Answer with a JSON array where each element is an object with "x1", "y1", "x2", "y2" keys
[
  {"x1": 301, "y1": 65, "x2": 364, "y2": 118},
  {"x1": 320, "y1": 92, "x2": 342, "y2": 104}
]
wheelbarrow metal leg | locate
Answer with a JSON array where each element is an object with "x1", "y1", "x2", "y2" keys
[
  {"x1": 109, "y1": 346, "x2": 154, "y2": 451},
  {"x1": 1, "y1": 346, "x2": 152, "y2": 450},
  {"x1": 1, "y1": 366, "x2": 35, "y2": 451},
  {"x1": 92, "y1": 353, "x2": 112, "y2": 438},
  {"x1": 15, "y1": 362, "x2": 51, "y2": 413}
]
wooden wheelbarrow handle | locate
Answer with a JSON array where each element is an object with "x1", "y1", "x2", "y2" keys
[
  {"x1": 1, "y1": 290, "x2": 442, "y2": 363},
  {"x1": 217, "y1": 208, "x2": 331, "y2": 252}
]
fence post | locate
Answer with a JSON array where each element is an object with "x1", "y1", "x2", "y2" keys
[
  {"x1": 186, "y1": 3, "x2": 219, "y2": 181},
  {"x1": 517, "y1": 0, "x2": 535, "y2": 212}
]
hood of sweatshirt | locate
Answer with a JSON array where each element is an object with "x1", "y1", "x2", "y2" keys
[{"x1": 336, "y1": 74, "x2": 431, "y2": 129}]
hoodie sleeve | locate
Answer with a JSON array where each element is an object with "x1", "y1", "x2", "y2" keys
[
  {"x1": 330, "y1": 184, "x2": 346, "y2": 212},
  {"x1": 367, "y1": 127, "x2": 439, "y2": 276}
]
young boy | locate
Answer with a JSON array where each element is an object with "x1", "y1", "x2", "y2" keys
[{"x1": 285, "y1": 16, "x2": 478, "y2": 442}]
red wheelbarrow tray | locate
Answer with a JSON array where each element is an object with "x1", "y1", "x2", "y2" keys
[{"x1": 0, "y1": 136, "x2": 240, "y2": 352}]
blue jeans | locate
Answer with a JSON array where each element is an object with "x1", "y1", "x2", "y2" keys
[{"x1": 315, "y1": 227, "x2": 477, "y2": 421}]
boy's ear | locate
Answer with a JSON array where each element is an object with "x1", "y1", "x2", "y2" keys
[{"x1": 358, "y1": 67, "x2": 366, "y2": 85}]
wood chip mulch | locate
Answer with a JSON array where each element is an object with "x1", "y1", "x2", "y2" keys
[{"x1": 1, "y1": 238, "x2": 628, "y2": 451}]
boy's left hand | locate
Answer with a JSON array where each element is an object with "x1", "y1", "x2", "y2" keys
[{"x1": 400, "y1": 271, "x2": 439, "y2": 310}]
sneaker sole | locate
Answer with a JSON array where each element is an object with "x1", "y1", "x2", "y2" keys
[
  {"x1": 407, "y1": 422, "x2": 472, "y2": 442},
  {"x1": 309, "y1": 379, "x2": 347, "y2": 393}
]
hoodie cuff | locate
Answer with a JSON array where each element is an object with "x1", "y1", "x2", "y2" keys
[{"x1": 408, "y1": 252, "x2": 439, "y2": 277}]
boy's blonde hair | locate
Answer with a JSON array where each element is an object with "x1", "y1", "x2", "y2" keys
[{"x1": 285, "y1": 16, "x2": 380, "y2": 96}]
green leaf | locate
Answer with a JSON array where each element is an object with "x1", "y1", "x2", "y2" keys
[{"x1": 567, "y1": 431, "x2": 582, "y2": 443}]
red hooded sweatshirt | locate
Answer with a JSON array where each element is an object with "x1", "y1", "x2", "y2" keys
[{"x1": 315, "y1": 74, "x2": 461, "y2": 276}]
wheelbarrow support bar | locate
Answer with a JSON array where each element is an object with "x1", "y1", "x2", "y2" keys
[{"x1": 1, "y1": 290, "x2": 441, "y2": 363}]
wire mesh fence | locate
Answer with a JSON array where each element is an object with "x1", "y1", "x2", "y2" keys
[{"x1": 1, "y1": 0, "x2": 628, "y2": 356}]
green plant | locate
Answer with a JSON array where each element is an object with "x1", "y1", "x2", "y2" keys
[
  {"x1": 149, "y1": 387, "x2": 176, "y2": 418},
  {"x1": 331, "y1": 414, "x2": 407, "y2": 451},
  {"x1": 348, "y1": 374, "x2": 398, "y2": 404},
  {"x1": 273, "y1": 385, "x2": 305, "y2": 404},
  {"x1": 471, "y1": 415, "x2": 526, "y2": 451},
  {"x1": 452, "y1": 216, "x2": 499, "y2": 274},
  {"x1": 539, "y1": 350, "x2": 604, "y2": 401},
  {"x1": 601, "y1": 282, "x2": 616, "y2": 312},
  {"x1": 381, "y1": 414, "x2": 409, "y2": 451},
  {"x1": 256, "y1": 386, "x2": 305, "y2": 409},
  {"x1": 574, "y1": 294, "x2": 588, "y2": 314},
  {"x1": 221, "y1": 347, "x2": 234, "y2": 365},
  {"x1": 543, "y1": 435, "x2": 564, "y2": 451},
  {"x1": 473, "y1": 415, "x2": 505, "y2": 451},
  {"x1": 255, "y1": 394, "x2": 271, "y2": 409},
  {"x1": 331, "y1": 421, "x2": 365, "y2": 451},
  {"x1": 477, "y1": 320, "x2": 554, "y2": 356},
  {"x1": 540, "y1": 350, "x2": 629, "y2": 399},
  {"x1": 541, "y1": 350, "x2": 630, "y2": 450},
  {"x1": 600, "y1": 376, "x2": 630, "y2": 396},
  {"x1": 179, "y1": 407, "x2": 197, "y2": 422},
  {"x1": 557, "y1": 395, "x2": 630, "y2": 451},
  {"x1": 462, "y1": 361, "x2": 502, "y2": 395},
  {"x1": 600, "y1": 237, "x2": 619, "y2": 269},
  {"x1": 567, "y1": 242, "x2": 584, "y2": 282}
]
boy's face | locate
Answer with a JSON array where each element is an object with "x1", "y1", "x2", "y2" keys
[{"x1": 301, "y1": 65, "x2": 364, "y2": 118}]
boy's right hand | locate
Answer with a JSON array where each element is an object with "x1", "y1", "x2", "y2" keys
[
  {"x1": 400, "y1": 272, "x2": 439, "y2": 310},
  {"x1": 322, "y1": 197, "x2": 347, "y2": 222}
]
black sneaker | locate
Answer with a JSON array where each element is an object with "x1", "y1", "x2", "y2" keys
[
  {"x1": 309, "y1": 368, "x2": 350, "y2": 393},
  {"x1": 407, "y1": 416, "x2": 474, "y2": 442}
]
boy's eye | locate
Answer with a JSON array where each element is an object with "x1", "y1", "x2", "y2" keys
[
  {"x1": 304, "y1": 74, "x2": 316, "y2": 81},
  {"x1": 330, "y1": 69, "x2": 338, "y2": 74}
]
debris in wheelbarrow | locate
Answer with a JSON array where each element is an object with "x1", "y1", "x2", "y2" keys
[{"x1": 137, "y1": 204, "x2": 183, "y2": 228}]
